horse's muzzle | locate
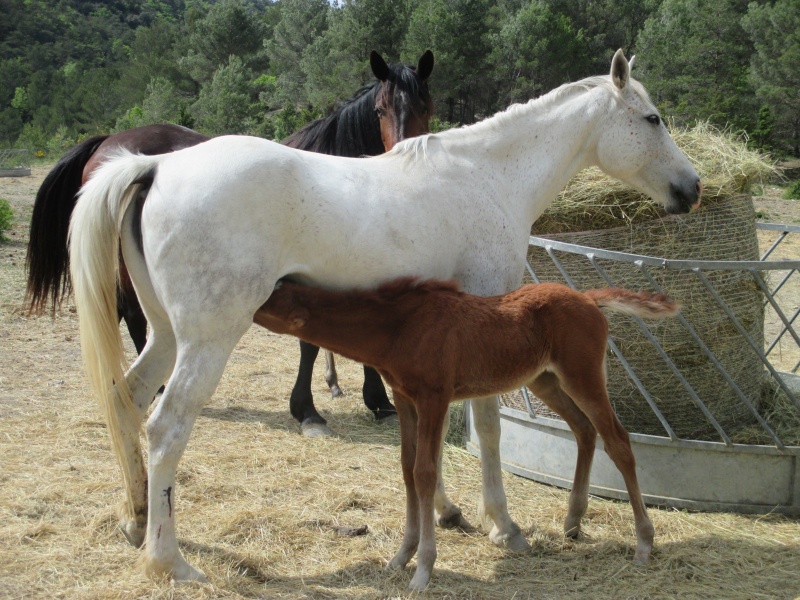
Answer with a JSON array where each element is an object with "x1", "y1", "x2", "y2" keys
[{"x1": 667, "y1": 179, "x2": 702, "y2": 214}]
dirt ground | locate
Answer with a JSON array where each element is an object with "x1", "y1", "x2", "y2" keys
[{"x1": 1, "y1": 166, "x2": 799, "y2": 599}]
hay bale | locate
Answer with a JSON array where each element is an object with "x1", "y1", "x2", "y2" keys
[{"x1": 503, "y1": 124, "x2": 777, "y2": 440}]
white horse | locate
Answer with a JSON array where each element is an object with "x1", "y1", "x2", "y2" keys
[{"x1": 69, "y1": 50, "x2": 700, "y2": 583}]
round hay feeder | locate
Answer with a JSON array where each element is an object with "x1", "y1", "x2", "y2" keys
[{"x1": 465, "y1": 214, "x2": 800, "y2": 514}]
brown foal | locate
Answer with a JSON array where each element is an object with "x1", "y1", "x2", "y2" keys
[{"x1": 254, "y1": 277, "x2": 678, "y2": 590}]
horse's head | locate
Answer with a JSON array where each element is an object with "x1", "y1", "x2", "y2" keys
[
  {"x1": 593, "y1": 50, "x2": 702, "y2": 214},
  {"x1": 371, "y1": 50, "x2": 435, "y2": 151}
]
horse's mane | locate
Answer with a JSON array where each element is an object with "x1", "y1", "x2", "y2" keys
[
  {"x1": 282, "y1": 83, "x2": 383, "y2": 157},
  {"x1": 388, "y1": 74, "x2": 651, "y2": 161}
]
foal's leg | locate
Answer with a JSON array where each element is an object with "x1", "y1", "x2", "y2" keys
[
  {"x1": 322, "y1": 350, "x2": 343, "y2": 397},
  {"x1": 560, "y1": 369, "x2": 654, "y2": 564},
  {"x1": 116, "y1": 320, "x2": 177, "y2": 548},
  {"x1": 407, "y1": 395, "x2": 450, "y2": 591},
  {"x1": 290, "y1": 341, "x2": 334, "y2": 438},
  {"x1": 387, "y1": 394, "x2": 420, "y2": 572},
  {"x1": 528, "y1": 373, "x2": 597, "y2": 538},
  {"x1": 472, "y1": 396, "x2": 529, "y2": 551},
  {"x1": 142, "y1": 324, "x2": 249, "y2": 581}
]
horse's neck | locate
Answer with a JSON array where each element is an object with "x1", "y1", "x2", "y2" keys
[{"x1": 433, "y1": 89, "x2": 602, "y2": 225}]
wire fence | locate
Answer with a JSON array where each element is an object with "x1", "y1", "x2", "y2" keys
[{"x1": 0, "y1": 149, "x2": 31, "y2": 176}]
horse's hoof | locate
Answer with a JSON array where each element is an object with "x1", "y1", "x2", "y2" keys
[
  {"x1": 376, "y1": 413, "x2": 399, "y2": 425},
  {"x1": 435, "y1": 508, "x2": 475, "y2": 532},
  {"x1": 120, "y1": 522, "x2": 146, "y2": 548},
  {"x1": 490, "y1": 526, "x2": 531, "y2": 552},
  {"x1": 408, "y1": 568, "x2": 431, "y2": 591},
  {"x1": 301, "y1": 420, "x2": 334, "y2": 438},
  {"x1": 330, "y1": 385, "x2": 344, "y2": 398}
]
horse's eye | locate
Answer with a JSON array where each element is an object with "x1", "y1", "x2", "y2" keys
[
  {"x1": 375, "y1": 107, "x2": 384, "y2": 117},
  {"x1": 646, "y1": 114, "x2": 661, "y2": 125}
]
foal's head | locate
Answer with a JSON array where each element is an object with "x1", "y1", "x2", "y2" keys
[
  {"x1": 592, "y1": 50, "x2": 702, "y2": 214},
  {"x1": 371, "y1": 50, "x2": 435, "y2": 151}
]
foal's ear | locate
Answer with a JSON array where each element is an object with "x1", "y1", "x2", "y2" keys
[
  {"x1": 610, "y1": 48, "x2": 629, "y2": 90},
  {"x1": 417, "y1": 50, "x2": 434, "y2": 81},
  {"x1": 370, "y1": 50, "x2": 391, "y2": 82},
  {"x1": 628, "y1": 55, "x2": 636, "y2": 71}
]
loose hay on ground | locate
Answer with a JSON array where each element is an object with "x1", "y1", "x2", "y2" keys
[{"x1": 0, "y1": 167, "x2": 798, "y2": 599}]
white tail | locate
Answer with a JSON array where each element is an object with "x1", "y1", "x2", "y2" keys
[
  {"x1": 584, "y1": 288, "x2": 679, "y2": 319},
  {"x1": 68, "y1": 150, "x2": 160, "y2": 508}
]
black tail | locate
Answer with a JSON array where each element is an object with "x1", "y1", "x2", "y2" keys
[{"x1": 25, "y1": 134, "x2": 109, "y2": 314}]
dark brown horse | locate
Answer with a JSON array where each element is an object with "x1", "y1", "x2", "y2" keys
[
  {"x1": 255, "y1": 277, "x2": 678, "y2": 590},
  {"x1": 25, "y1": 50, "x2": 434, "y2": 435}
]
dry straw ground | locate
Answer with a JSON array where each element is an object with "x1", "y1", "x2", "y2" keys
[{"x1": 1, "y1": 167, "x2": 799, "y2": 599}]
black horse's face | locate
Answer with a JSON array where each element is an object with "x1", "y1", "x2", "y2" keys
[{"x1": 371, "y1": 50, "x2": 435, "y2": 151}]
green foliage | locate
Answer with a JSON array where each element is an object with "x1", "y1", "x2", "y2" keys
[
  {"x1": 782, "y1": 181, "x2": 800, "y2": 201},
  {"x1": 0, "y1": 199, "x2": 13, "y2": 242},
  {"x1": 635, "y1": 0, "x2": 757, "y2": 132},
  {"x1": 741, "y1": 0, "x2": 800, "y2": 156},
  {"x1": 0, "y1": 0, "x2": 795, "y2": 159}
]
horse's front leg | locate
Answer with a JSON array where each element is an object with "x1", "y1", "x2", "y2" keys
[
  {"x1": 387, "y1": 394, "x2": 420, "y2": 571},
  {"x1": 472, "y1": 396, "x2": 529, "y2": 551},
  {"x1": 290, "y1": 341, "x2": 334, "y2": 438}
]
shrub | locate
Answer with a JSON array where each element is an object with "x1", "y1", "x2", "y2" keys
[
  {"x1": 0, "y1": 199, "x2": 13, "y2": 241},
  {"x1": 782, "y1": 180, "x2": 800, "y2": 200}
]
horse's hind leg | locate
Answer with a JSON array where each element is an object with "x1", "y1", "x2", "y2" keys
[
  {"x1": 362, "y1": 365, "x2": 396, "y2": 420},
  {"x1": 560, "y1": 367, "x2": 654, "y2": 564},
  {"x1": 472, "y1": 397, "x2": 529, "y2": 551},
  {"x1": 142, "y1": 323, "x2": 248, "y2": 582},
  {"x1": 116, "y1": 319, "x2": 176, "y2": 548},
  {"x1": 290, "y1": 341, "x2": 333, "y2": 438},
  {"x1": 527, "y1": 373, "x2": 597, "y2": 539}
]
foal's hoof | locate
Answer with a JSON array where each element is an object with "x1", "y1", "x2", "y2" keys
[
  {"x1": 330, "y1": 384, "x2": 344, "y2": 399},
  {"x1": 301, "y1": 419, "x2": 334, "y2": 438}
]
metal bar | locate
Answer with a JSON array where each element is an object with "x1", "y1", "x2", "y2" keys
[
  {"x1": 589, "y1": 256, "x2": 733, "y2": 445},
  {"x1": 756, "y1": 222, "x2": 800, "y2": 233},
  {"x1": 764, "y1": 268, "x2": 796, "y2": 303},
  {"x1": 693, "y1": 268, "x2": 800, "y2": 412},
  {"x1": 751, "y1": 269, "x2": 800, "y2": 352},
  {"x1": 764, "y1": 306, "x2": 800, "y2": 359},
  {"x1": 638, "y1": 265, "x2": 785, "y2": 448},
  {"x1": 760, "y1": 230, "x2": 788, "y2": 261},
  {"x1": 530, "y1": 236, "x2": 800, "y2": 272}
]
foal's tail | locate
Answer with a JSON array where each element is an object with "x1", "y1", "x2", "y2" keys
[
  {"x1": 585, "y1": 288, "x2": 679, "y2": 319},
  {"x1": 68, "y1": 150, "x2": 159, "y2": 454},
  {"x1": 25, "y1": 134, "x2": 109, "y2": 315}
]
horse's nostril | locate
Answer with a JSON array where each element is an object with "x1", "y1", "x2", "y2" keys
[{"x1": 696, "y1": 179, "x2": 703, "y2": 198}]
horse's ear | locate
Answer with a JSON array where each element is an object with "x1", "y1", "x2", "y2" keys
[
  {"x1": 370, "y1": 50, "x2": 391, "y2": 82},
  {"x1": 610, "y1": 48, "x2": 629, "y2": 90},
  {"x1": 417, "y1": 50, "x2": 434, "y2": 81},
  {"x1": 628, "y1": 55, "x2": 636, "y2": 71}
]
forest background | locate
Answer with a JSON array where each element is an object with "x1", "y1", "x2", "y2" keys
[{"x1": 1, "y1": 0, "x2": 798, "y2": 160}]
